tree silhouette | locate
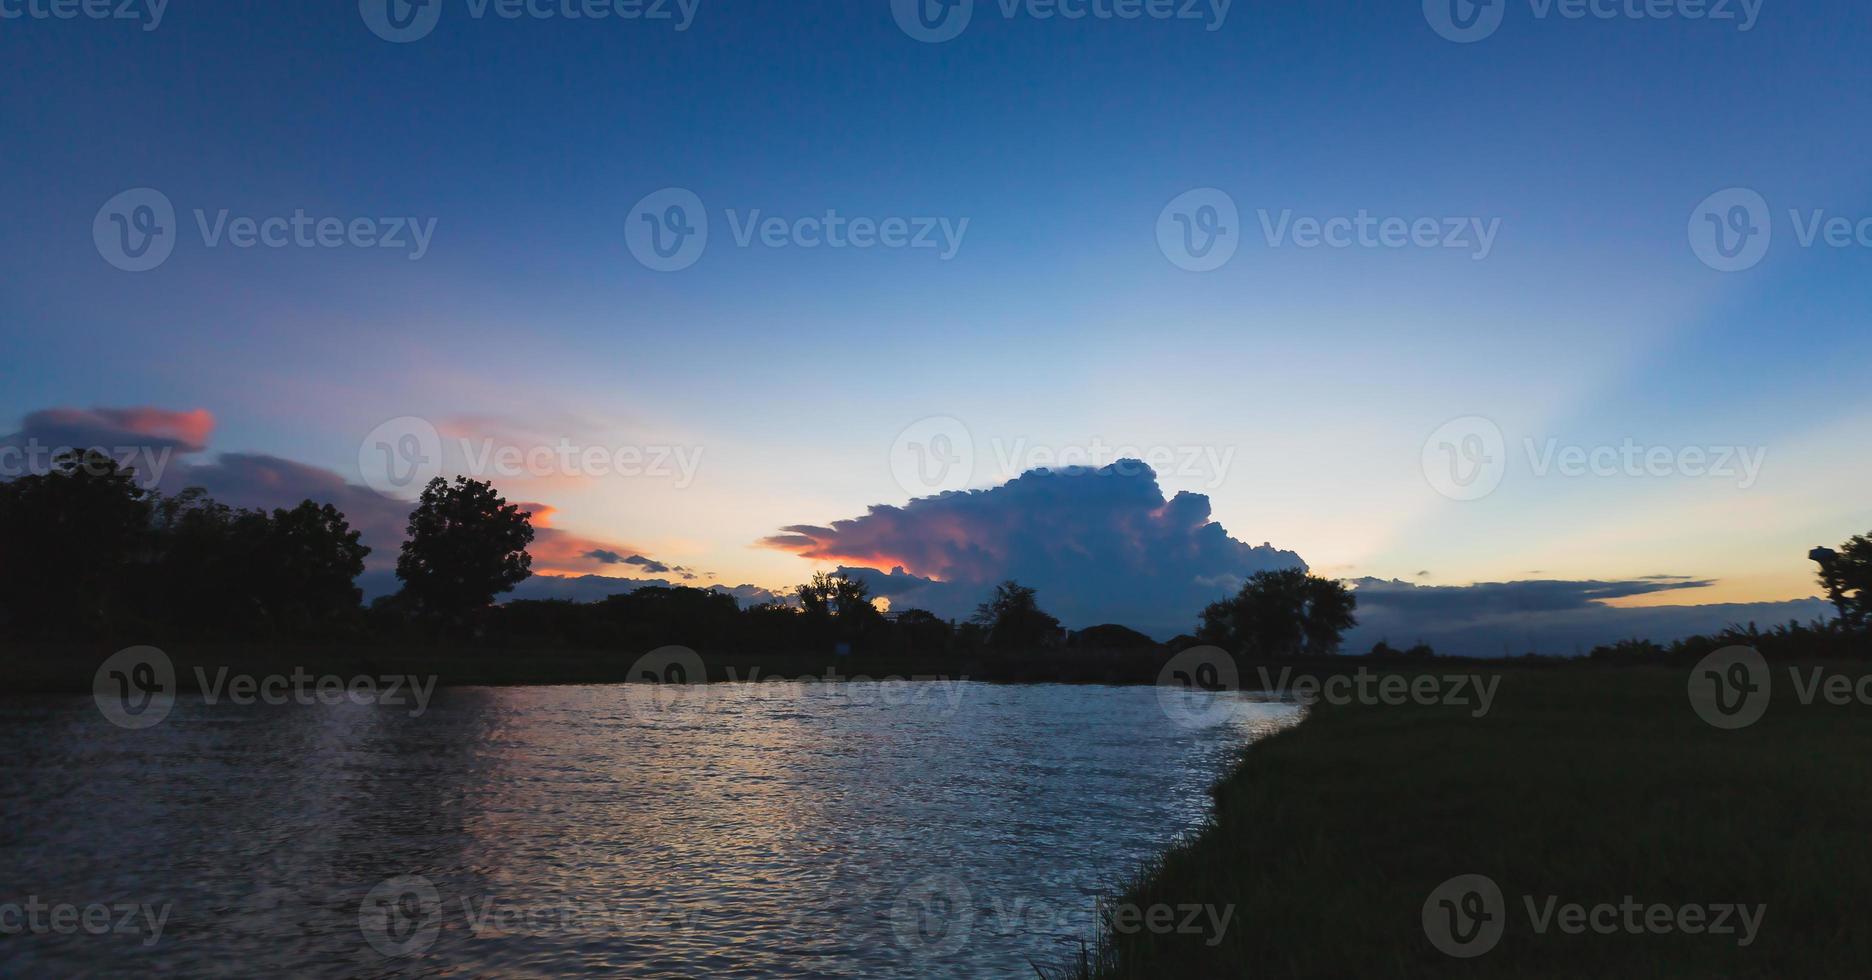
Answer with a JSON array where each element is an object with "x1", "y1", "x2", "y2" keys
[
  {"x1": 136, "y1": 491, "x2": 369, "y2": 635},
  {"x1": 265, "y1": 500, "x2": 370, "y2": 627},
  {"x1": 1197, "y1": 568, "x2": 1357, "y2": 657},
  {"x1": 396, "y1": 476, "x2": 534, "y2": 623},
  {"x1": 0, "y1": 451, "x2": 151, "y2": 634},
  {"x1": 972, "y1": 580, "x2": 1062, "y2": 650},
  {"x1": 1812, "y1": 536, "x2": 1872, "y2": 631},
  {"x1": 796, "y1": 570, "x2": 878, "y2": 621},
  {"x1": 893, "y1": 608, "x2": 954, "y2": 654}
]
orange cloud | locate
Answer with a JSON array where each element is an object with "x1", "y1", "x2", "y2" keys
[{"x1": 20, "y1": 406, "x2": 214, "y2": 453}]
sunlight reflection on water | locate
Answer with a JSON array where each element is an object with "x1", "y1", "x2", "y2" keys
[{"x1": 0, "y1": 681, "x2": 1298, "y2": 977}]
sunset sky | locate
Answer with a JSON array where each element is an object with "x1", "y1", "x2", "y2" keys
[{"x1": 5, "y1": 1, "x2": 1870, "y2": 650}]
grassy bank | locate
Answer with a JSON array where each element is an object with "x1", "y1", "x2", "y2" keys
[{"x1": 1085, "y1": 664, "x2": 1872, "y2": 978}]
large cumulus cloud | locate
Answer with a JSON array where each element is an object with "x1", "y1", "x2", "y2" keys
[{"x1": 761, "y1": 460, "x2": 1305, "y2": 638}]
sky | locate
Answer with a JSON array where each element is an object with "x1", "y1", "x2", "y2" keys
[{"x1": 3, "y1": 0, "x2": 1870, "y2": 651}]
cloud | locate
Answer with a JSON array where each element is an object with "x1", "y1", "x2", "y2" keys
[
  {"x1": 1, "y1": 406, "x2": 217, "y2": 485},
  {"x1": 1344, "y1": 577, "x2": 1831, "y2": 657},
  {"x1": 580, "y1": 549, "x2": 676, "y2": 574},
  {"x1": 761, "y1": 460, "x2": 1305, "y2": 638},
  {"x1": 10, "y1": 406, "x2": 215, "y2": 453},
  {"x1": 161, "y1": 453, "x2": 413, "y2": 562}
]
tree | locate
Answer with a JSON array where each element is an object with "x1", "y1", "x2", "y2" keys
[
  {"x1": 893, "y1": 608, "x2": 953, "y2": 654},
  {"x1": 0, "y1": 451, "x2": 151, "y2": 634},
  {"x1": 1196, "y1": 569, "x2": 1357, "y2": 658},
  {"x1": 396, "y1": 477, "x2": 534, "y2": 622},
  {"x1": 796, "y1": 571, "x2": 878, "y2": 621},
  {"x1": 972, "y1": 580, "x2": 1061, "y2": 650},
  {"x1": 1069, "y1": 623, "x2": 1157, "y2": 650},
  {"x1": 1812, "y1": 537, "x2": 1872, "y2": 631},
  {"x1": 263, "y1": 501, "x2": 370, "y2": 627},
  {"x1": 795, "y1": 571, "x2": 883, "y2": 650}
]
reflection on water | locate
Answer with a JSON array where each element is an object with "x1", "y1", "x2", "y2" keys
[{"x1": 0, "y1": 680, "x2": 1298, "y2": 977}]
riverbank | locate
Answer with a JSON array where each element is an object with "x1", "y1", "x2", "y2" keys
[{"x1": 1080, "y1": 664, "x2": 1872, "y2": 977}]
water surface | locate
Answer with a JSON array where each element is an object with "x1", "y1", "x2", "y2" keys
[{"x1": 0, "y1": 679, "x2": 1297, "y2": 977}]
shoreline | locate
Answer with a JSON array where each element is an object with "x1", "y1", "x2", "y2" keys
[{"x1": 1074, "y1": 663, "x2": 1872, "y2": 977}]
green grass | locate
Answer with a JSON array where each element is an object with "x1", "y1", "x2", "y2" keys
[{"x1": 1082, "y1": 664, "x2": 1872, "y2": 978}]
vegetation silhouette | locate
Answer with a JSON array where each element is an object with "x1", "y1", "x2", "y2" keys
[
  {"x1": 1, "y1": 454, "x2": 1867, "y2": 678},
  {"x1": 1811, "y1": 536, "x2": 1871, "y2": 631},
  {"x1": 1197, "y1": 568, "x2": 1358, "y2": 657},
  {"x1": 0, "y1": 451, "x2": 150, "y2": 634},
  {"x1": 393, "y1": 476, "x2": 535, "y2": 631},
  {"x1": 973, "y1": 580, "x2": 1064, "y2": 650}
]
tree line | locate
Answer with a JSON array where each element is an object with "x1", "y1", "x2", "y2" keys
[{"x1": 4, "y1": 449, "x2": 1865, "y2": 659}]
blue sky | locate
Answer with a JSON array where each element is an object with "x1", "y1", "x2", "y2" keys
[{"x1": 4, "y1": 0, "x2": 1870, "y2": 645}]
